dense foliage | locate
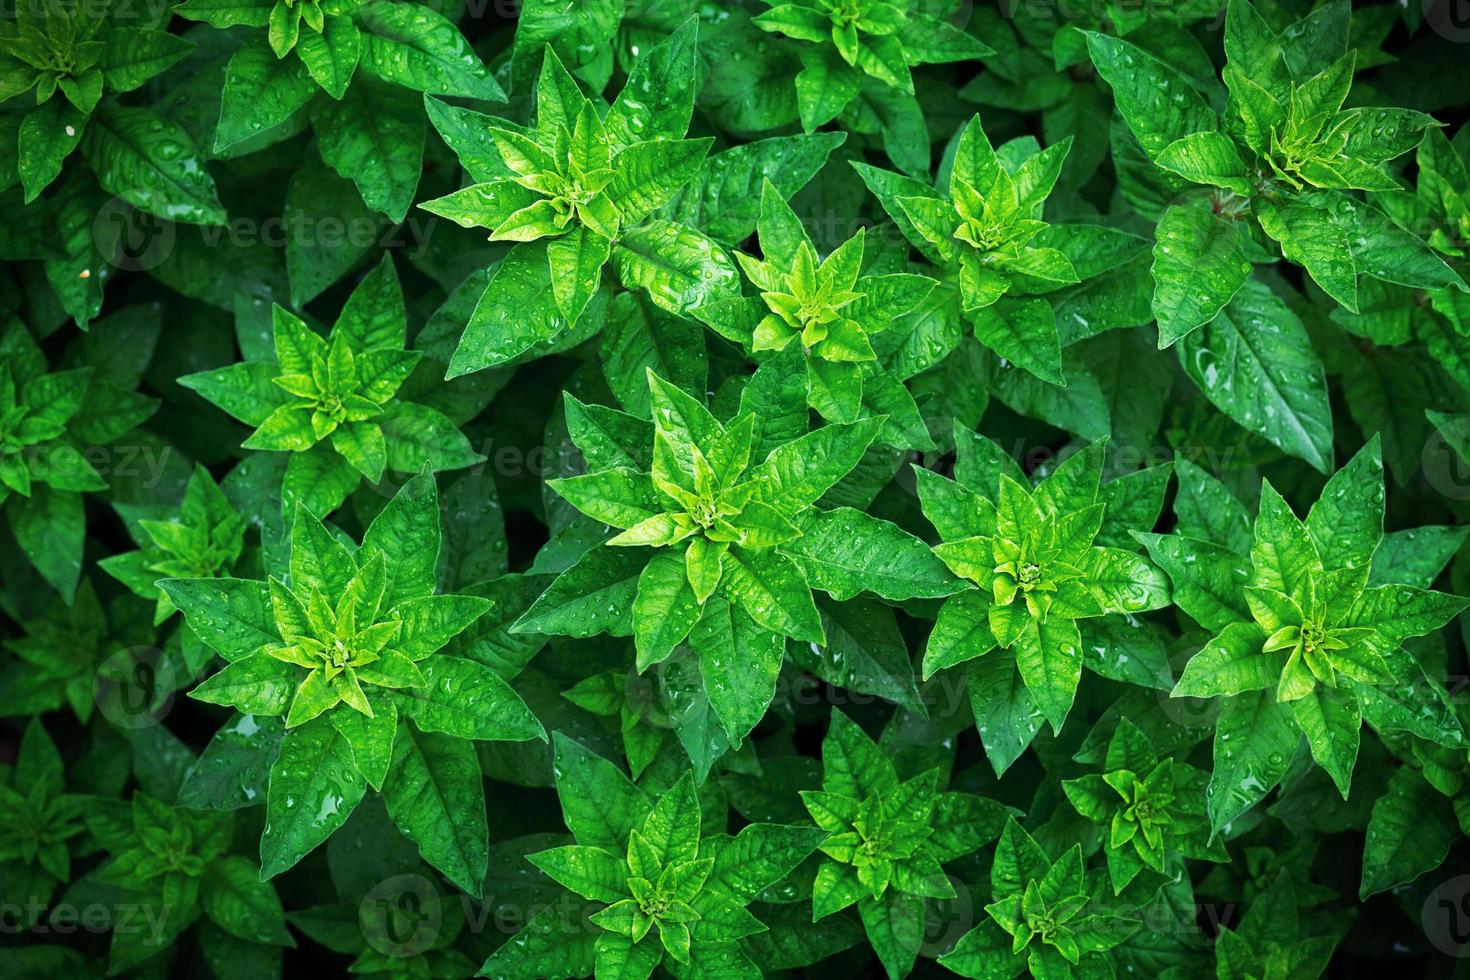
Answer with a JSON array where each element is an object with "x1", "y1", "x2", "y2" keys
[{"x1": 3, "y1": 0, "x2": 1470, "y2": 976}]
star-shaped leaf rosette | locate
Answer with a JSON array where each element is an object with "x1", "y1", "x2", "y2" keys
[
  {"x1": 803, "y1": 711, "x2": 1008, "y2": 979},
  {"x1": 86, "y1": 793, "x2": 293, "y2": 973},
  {"x1": 1062, "y1": 719, "x2": 1227, "y2": 894},
  {"x1": 752, "y1": 0, "x2": 990, "y2": 165},
  {"x1": 483, "y1": 737, "x2": 825, "y2": 979},
  {"x1": 161, "y1": 472, "x2": 544, "y2": 888},
  {"x1": 856, "y1": 114, "x2": 1120, "y2": 386},
  {"x1": 179, "y1": 256, "x2": 481, "y2": 518},
  {"x1": 1085, "y1": 0, "x2": 1465, "y2": 347},
  {"x1": 175, "y1": 0, "x2": 500, "y2": 103},
  {"x1": 1138, "y1": 437, "x2": 1470, "y2": 831},
  {"x1": 421, "y1": 20, "x2": 745, "y2": 377},
  {"x1": 99, "y1": 464, "x2": 249, "y2": 626},
  {"x1": 940, "y1": 818, "x2": 1140, "y2": 980},
  {"x1": 0, "y1": 720, "x2": 88, "y2": 908},
  {"x1": 693, "y1": 179, "x2": 936, "y2": 427},
  {"x1": 917, "y1": 431, "x2": 1172, "y2": 774},
  {"x1": 0, "y1": 0, "x2": 193, "y2": 202},
  {"x1": 1, "y1": 320, "x2": 157, "y2": 601},
  {"x1": 514, "y1": 369, "x2": 963, "y2": 743}
]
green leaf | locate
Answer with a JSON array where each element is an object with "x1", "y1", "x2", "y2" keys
[
  {"x1": 1290, "y1": 684, "x2": 1359, "y2": 798},
  {"x1": 970, "y1": 650, "x2": 1045, "y2": 777},
  {"x1": 667, "y1": 132, "x2": 846, "y2": 245},
  {"x1": 859, "y1": 892, "x2": 925, "y2": 980},
  {"x1": 1206, "y1": 690, "x2": 1297, "y2": 833},
  {"x1": 795, "y1": 45, "x2": 862, "y2": 132},
  {"x1": 17, "y1": 98, "x2": 86, "y2": 203},
  {"x1": 720, "y1": 545, "x2": 823, "y2": 644},
  {"x1": 940, "y1": 919, "x2": 1021, "y2": 980},
  {"x1": 923, "y1": 590, "x2": 996, "y2": 678},
  {"x1": 1173, "y1": 459, "x2": 1253, "y2": 554},
  {"x1": 203, "y1": 855, "x2": 293, "y2": 945},
  {"x1": 312, "y1": 77, "x2": 424, "y2": 222},
  {"x1": 191, "y1": 654, "x2": 295, "y2": 715},
  {"x1": 447, "y1": 241, "x2": 571, "y2": 376},
  {"x1": 610, "y1": 137, "x2": 712, "y2": 225},
  {"x1": 547, "y1": 225, "x2": 611, "y2": 326},
  {"x1": 1080, "y1": 617, "x2": 1174, "y2": 691},
  {"x1": 388, "y1": 657, "x2": 544, "y2": 743},
  {"x1": 216, "y1": 40, "x2": 316, "y2": 153},
  {"x1": 1176, "y1": 280, "x2": 1333, "y2": 472},
  {"x1": 1345, "y1": 584, "x2": 1470, "y2": 646},
  {"x1": 551, "y1": 734, "x2": 649, "y2": 850},
  {"x1": 296, "y1": 15, "x2": 360, "y2": 98},
  {"x1": 514, "y1": 544, "x2": 646, "y2": 638},
  {"x1": 479, "y1": 903, "x2": 596, "y2": 980},
  {"x1": 354, "y1": 2, "x2": 504, "y2": 101},
  {"x1": 360, "y1": 471, "x2": 440, "y2": 607},
  {"x1": 9, "y1": 486, "x2": 85, "y2": 602},
  {"x1": 160, "y1": 578, "x2": 277, "y2": 661},
  {"x1": 783, "y1": 507, "x2": 963, "y2": 602},
  {"x1": 1084, "y1": 32, "x2": 1219, "y2": 157},
  {"x1": 606, "y1": 17, "x2": 699, "y2": 148},
  {"x1": 422, "y1": 96, "x2": 512, "y2": 182},
  {"x1": 528, "y1": 845, "x2": 629, "y2": 904},
  {"x1": 1255, "y1": 199, "x2": 1358, "y2": 312},
  {"x1": 969, "y1": 297, "x2": 1064, "y2": 385},
  {"x1": 632, "y1": 550, "x2": 702, "y2": 670},
  {"x1": 1013, "y1": 617, "x2": 1083, "y2": 734},
  {"x1": 612, "y1": 220, "x2": 740, "y2": 316},
  {"x1": 180, "y1": 714, "x2": 284, "y2": 811},
  {"x1": 1304, "y1": 436, "x2": 1383, "y2": 569},
  {"x1": 749, "y1": 418, "x2": 883, "y2": 515},
  {"x1": 174, "y1": 0, "x2": 272, "y2": 28},
  {"x1": 100, "y1": 29, "x2": 193, "y2": 93},
  {"x1": 84, "y1": 107, "x2": 226, "y2": 226},
  {"x1": 1173, "y1": 621, "x2": 1273, "y2": 697},
  {"x1": 260, "y1": 717, "x2": 367, "y2": 878},
  {"x1": 798, "y1": 594, "x2": 926, "y2": 717},
  {"x1": 690, "y1": 594, "x2": 785, "y2": 742},
  {"x1": 601, "y1": 291, "x2": 706, "y2": 418},
  {"x1": 383, "y1": 723, "x2": 488, "y2": 896},
  {"x1": 1152, "y1": 200, "x2": 1250, "y2": 346},
  {"x1": 1359, "y1": 766, "x2": 1458, "y2": 898},
  {"x1": 1135, "y1": 532, "x2": 1251, "y2": 630},
  {"x1": 284, "y1": 152, "x2": 390, "y2": 305},
  {"x1": 1154, "y1": 132, "x2": 1254, "y2": 195},
  {"x1": 1369, "y1": 526, "x2": 1469, "y2": 589}
]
